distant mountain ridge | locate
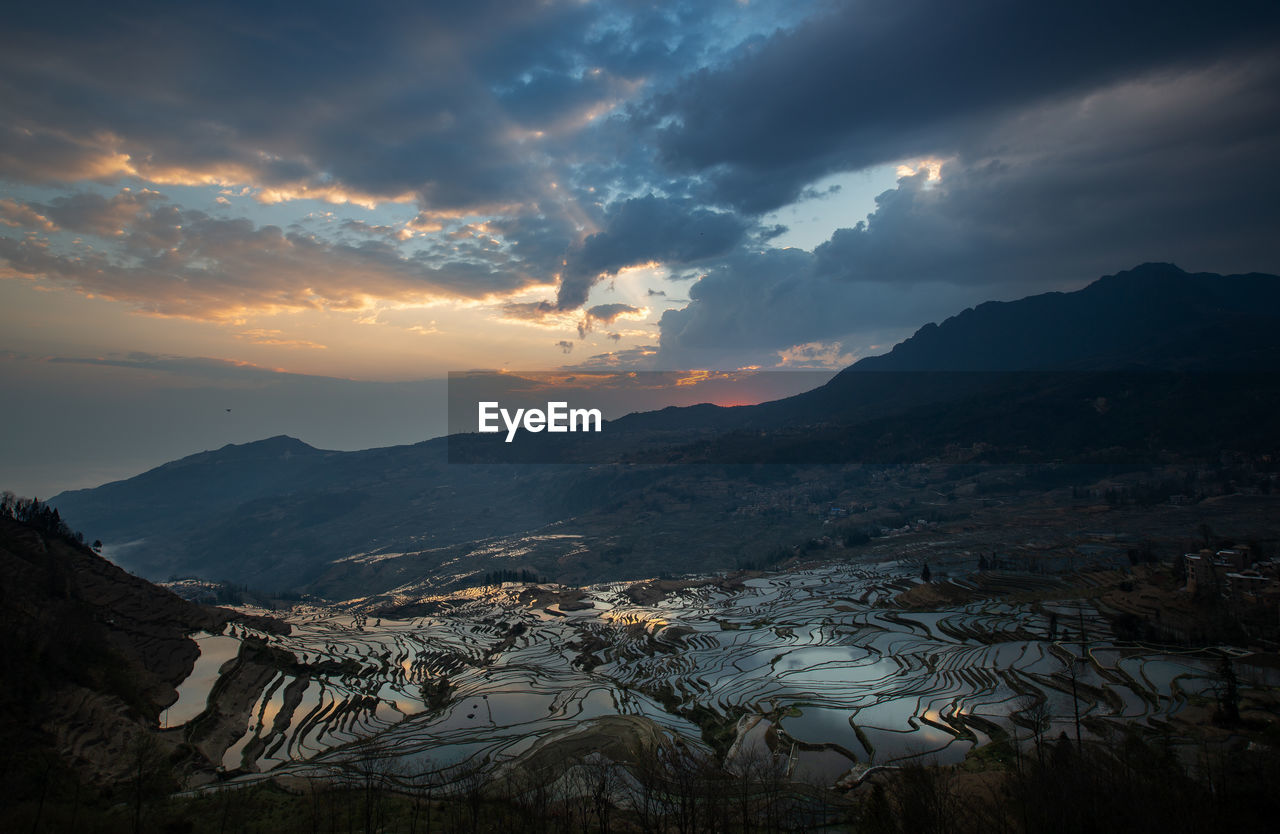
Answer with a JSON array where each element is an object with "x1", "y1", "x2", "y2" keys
[
  {"x1": 55, "y1": 435, "x2": 333, "y2": 540},
  {"x1": 852, "y1": 263, "x2": 1280, "y2": 372},
  {"x1": 606, "y1": 263, "x2": 1280, "y2": 436},
  {"x1": 50, "y1": 263, "x2": 1280, "y2": 592}
]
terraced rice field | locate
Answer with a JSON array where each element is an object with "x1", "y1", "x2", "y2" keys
[{"x1": 169, "y1": 561, "x2": 1272, "y2": 787}]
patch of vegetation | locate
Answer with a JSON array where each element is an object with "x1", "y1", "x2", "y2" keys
[{"x1": 638, "y1": 682, "x2": 751, "y2": 760}]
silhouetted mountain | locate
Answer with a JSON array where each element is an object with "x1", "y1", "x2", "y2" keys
[
  {"x1": 50, "y1": 264, "x2": 1280, "y2": 593},
  {"x1": 652, "y1": 264, "x2": 1279, "y2": 465},
  {"x1": 853, "y1": 263, "x2": 1280, "y2": 372},
  {"x1": 52, "y1": 435, "x2": 589, "y2": 590},
  {"x1": 609, "y1": 263, "x2": 1280, "y2": 436},
  {"x1": 53, "y1": 435, "x2": 329, "y2": 537}
]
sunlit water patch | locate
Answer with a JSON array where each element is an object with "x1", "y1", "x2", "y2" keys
[
  {"x1": 162, "y1": 632, "x2": 240, "y2": 729},
  {"x1": 177, "y1": 562, "x2": 1269, "y2": 789}
]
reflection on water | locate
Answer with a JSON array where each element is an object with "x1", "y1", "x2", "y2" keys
[
  {"x1": 162, "y1": 632, "x2": 240, "y2": 729},
  {"x1": 781, "y1": 707, "x2": 863, "y2": 757},
  {"x1": 189, "y1": 561, "x2": 1250, "y2": 786}
]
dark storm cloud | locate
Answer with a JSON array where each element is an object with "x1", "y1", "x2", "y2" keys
[
  {"x1": 35, "y1": 190, "x2": 164, "y2": 236},
  {"x1": 0, "y1": 7, "x2": 513, "y2": 207},
  {"x1": 485, "y1": 212, "x2": 580, "y2": 278},
  {"x1": 3, "y1": 0, "x2": 1278, "y2": 346},
  {"x1": 557, "y1": 195, "x2": 749, "y2": 308},
  {"x1": 0, "y1": 0, "x2": 814, "y2": 315},
  {"x1": 656, "y1": 37, "x2": 1280, "y2": 364},
  {"x1": 812, "y1": 93, "x2": 1280, "y2": 290},
  {"x1": 0, "y1": 1, "x2": 782, "y2": 212},
  {"x1": 651, "y1": 0, "x2": 1280, "y2": 212},
  {"x1": 0, "y1": 3, "x2": 574, "y2": 207}
]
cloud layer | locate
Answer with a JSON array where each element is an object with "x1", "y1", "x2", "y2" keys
[
  {"x1": 0, "y1": 191, "x2": 539, "y2": 319},
  {"x1": 1, "y1": 0, "x2": 1277, "y2": 370}
]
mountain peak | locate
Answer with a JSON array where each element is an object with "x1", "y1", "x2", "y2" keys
[
  {"x1": 852, "y1": 263, "x2": 1279, "y2": 372},
  {"x1": 217, "y1": 435, "x2": 318, "y2": 455},
  {"x1": 1106, "y1": 261, "x2": 1185, "y2": 277}
]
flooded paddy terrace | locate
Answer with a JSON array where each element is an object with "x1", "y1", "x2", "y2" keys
[{"x1": 167, "y1": 561, "x2": 1270, "y2": 788}]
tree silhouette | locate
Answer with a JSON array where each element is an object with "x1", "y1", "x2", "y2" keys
[{"x1": 1216, "y1": 652, "x2": 1240, "y2": 725}]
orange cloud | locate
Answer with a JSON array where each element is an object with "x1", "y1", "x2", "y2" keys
[
  {"x1": 0, "y1": 201, "x2": 543, "y2": 322},
  {"x1": 235, "y1": 329, "x2": 328, "y2": 349},
  {"x1": 0, "y1": 198, "x2": 56, "y2": 231}
]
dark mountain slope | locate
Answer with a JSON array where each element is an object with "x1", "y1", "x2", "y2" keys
[
  {"x1": 0, "y1": 514, "x2": 284, "y2": 793},
  {"x1": 53, "y1": 435, "x2": 332, "y2": 548},
  {"x1": 852, "y1": 262, "x2": 1280, "y2": 372},
  {"x1": 608, "y1": 263, "x2": 1280, "y2": 436},
  {"x1": 53, "y1": 436, "x2": 585, "y2": 587},
  {"x1": 48, "y1": 263, "x2": 1280, "y2": 592}
]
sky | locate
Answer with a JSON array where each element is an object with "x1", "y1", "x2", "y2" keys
[{"x1": 2, "y1": 0, "x2": 1279, "y2": 495}]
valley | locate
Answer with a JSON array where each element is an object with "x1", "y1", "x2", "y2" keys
[
  {"x1": 7, "y1": 264, "x2": 1280, "y2": 831},
  {"x1": 167, "y1": 553, "x2": 1275, "y2": 793}
]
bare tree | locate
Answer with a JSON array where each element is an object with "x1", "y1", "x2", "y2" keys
[
  {"x1": 125, "y1": 730, "x2": 174, "y2": 834},
  {"x1": 587, "y1": 757, "x2": 623, "y2": 833},
  {"x1": 731, "y1": 740, "x2": 772, "y2": 832},
  {"x1": 457, "y1": 763, "x2": 487, "y2": 833},
  {"x1": 407, "y1": 757, "x2": 438, "y2": 834},
  {"x1": 662, "y1": 743, "x2": 704, "y2": 834},
  {"x1": 1017, "y1": 693, "x2": 1051, "y2": 765},
  {"x1": 889, "y1": 760, "x2": 960, "y2": 834},
  {"x1": 350, "y1": 736, "x2": 402, "y2": 833},
  {"x1": 505, "y1": 764, "x2": 554, "y2": 834},
  {"x1": 627, "y1": 739, "x2": 669, "y2": 834}
]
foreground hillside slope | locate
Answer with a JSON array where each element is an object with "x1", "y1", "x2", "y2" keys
[{"x1": 0, "y1": 515, "x2": 283, "y2": 791}]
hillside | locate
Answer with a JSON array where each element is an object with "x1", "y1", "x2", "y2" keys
[
  {"x1": 854, "y1": 263, "x2": 1280, "y2": 372},
  {"x1": 49, "y1": 263, "x2": 1280, "y2": 594},
  {"x1": 0, "y1": 513, "x2": 284, "y2": 794}
]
